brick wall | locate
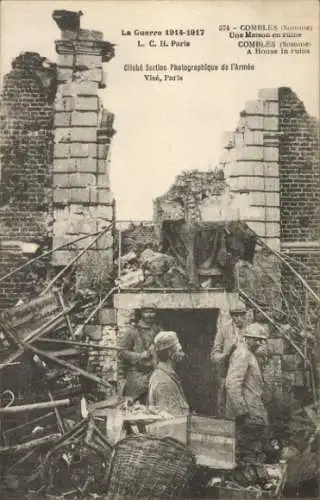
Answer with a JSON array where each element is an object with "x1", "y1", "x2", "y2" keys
[
  {"x1": 0, "y1": 52, "x2": 56, "y2": 309},
  {"x1": 279, "y1": 87, "x2": 320, "y2": 243}
]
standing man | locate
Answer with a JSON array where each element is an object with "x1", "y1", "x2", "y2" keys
[
  {"x1": 148, "y1": 331, "x2": 189, "y2": 416},
  {"x1": 210, "y1": 306, "x2": 247, "y2": 416},
  {"x1": 225, "y1": 324, "x2": 269, "y2": 464},
  {"x1": 118, "y1": 308, "x2": 159, "y2": 404}
]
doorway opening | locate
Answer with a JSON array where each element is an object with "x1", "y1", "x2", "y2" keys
[{"x1": 156, "y1": 308, "x2": 219, "y2": 417}]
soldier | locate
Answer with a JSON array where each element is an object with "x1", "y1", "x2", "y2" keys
[
  {"x1": 225, "y1": 324, "x2": 269, "y2": 464},
  {"x1": 210, "y1": 305, "x2": 247, "y2": 416},
  {"x1": 118, "y1": 308, "x2": 159, "y2": 403},
  {"x1": 148, "y1": 331, "x2": 189, "y2": 416}
]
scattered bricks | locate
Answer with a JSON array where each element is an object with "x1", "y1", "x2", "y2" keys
[
  {"x1": 74, "y1": 157, "x2": 97, "y2": 173},
  {"x1": 69, "y1": 187, "x2": 91, "y2": 203},
  {"x1": 244, "y1": 100, "x2": 264, "y2": 115},
  {"x1": 53, "y1": 187, "x2": 70, "y2": 204},
  {"x1": 75, "y1": 95, "x2": 99, "y2": 111},
  {"x1": 258, "y1": 88, "x2": 279, "y2": 100},
  {"x1": 69, "y1": 172, "x2": 96, "y2": 187},
  {"x1": 70, "y1": 143, "x2": 90, "y2": 157},
  {"x1": 70, "y1": 127, "x2": 97, "y2": 143},
  {"x1": 53, "y1": 173, "x2": 70, "y2": 188},
  {"x1": 57, "y1": 54, "x2": 74, "y2": 67},
  {"x1": 264, "y1": 116, "x2": 278, "y2": 131},
  {"x1": 99, "y1": 308, "x2": 116, "y2": 325},
  {"x1": 84, "y1": 325, "x2": 103, "y2": 341},
  {"x1": 51, "y1": 250, "x2": 73, "y2": 267},
  {"x1": 53, "y1": 158, "x2": 77, "y2": 173},
  {"x1": 71, "y1": 111, "x2": 98, "y2": 127},
  {"x1": 54, "y1": 128, "x2": 72, "y2": 143},
  {"x1": 54, "y1": 112, "x2": 71, "y2": 127},
  {"x1": 57, "y1": 67, "x2": 73, "y2": 82},
  {"x1": 54, "y1": 143, "x2": 70, "y2": 158},
  {"x1": 76, "y1": 54, "x2": 103, "y2": 68}
]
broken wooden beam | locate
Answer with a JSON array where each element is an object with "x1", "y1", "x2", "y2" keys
[
  {"x1": 0, "y1": 398, "x2": 71, "y2": 415},
  {"x1": 0, "y1": 433, "x2": 61, "y2": 455}
]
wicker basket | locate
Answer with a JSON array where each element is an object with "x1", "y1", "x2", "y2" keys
[{"x1": 104, "y1": 434, "x2": 197, "y2": 499}]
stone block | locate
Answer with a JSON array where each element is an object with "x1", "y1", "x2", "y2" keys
[
  {"x1": 55, "y1": 95, "x2": 74, "y2": 112},
  {"x1": 264, "y1": 116, "x2": 278, "y2": 131},
  {"x1": 57, "y1": 67, "x2": 73, "y2": 82},
  {"x1": 79, "y1": 29, "x2": 104, "y2": 41},
  {"x1": 258, "y1": 88, "x2": 279, "y2": 100},
  {"x1": 244, "y1": 130, "x2": 264, "y2": 146},
  {"x1": 53, "y1": 173, "x2": 69, "y2": 188},
  {"x1": 117, "y1": 309, "x2": 135, "y2": 327},
  {"x1": 234, "y1": 130, "x2": 245, "y2": 147},
  {"x1": 74, "y1": 158, "x2": 98, "y2": 173},
  {"x1": 54, "y1": 128, "x2": 72, "y2": 143},
  {"x1": 57, "y1": 54, "x2": 74, "y2": 67},
  {"x1": 250, "y1": 191, "x2": 279, "y2": 206},
  {"x1": 69, "y1": 187, "x2": 91, "y2": 203},
  {"x1": 263, "y1": 237, "x2": 280, "y2": 251},
  {"x1": 84, "y1": 325, "x2": 102, "y2": 341},
  {"x1": 264, "y1": 163, "x2": 278, "y2": 177},
  {"x1": 75, "y1": 96, "x2": 99, "y2": 111},
  {"x1": 54, "y1": 143, "x2": 70, "y2": 158},
  {"x1": 96, "y1": 231, "x2": 113, "y2": 250},
  {"x1": 236, "y1": 146, "x2": 264, "y2": 161},
  {"x1": 263, "y1": 101, "x2": 279, "y2": 115},
  {"x1": 265, "y1": 207, "x2": 280, "y2": 221},
  {"x1": 263, "y1": 146, "x2": 279, "y2": 161},
  {"x1": 94, "y1": 143, "x2": 109, "y2": 159},
  {"x1": 71, "y1": 111, "x2": 98, "y2": 127},
  {"x1": 53, "y1": 158, "x2": 77, "y2": 173},
  {"x1": 61, "y1": 81, "x2": 98, "y2": 97},
  {"x1": 54, "y1": 112, "x2": 71, "y2": 127},
  {"x1": 97, "y1": 173, "x2": 110, "y2": 187},
  {"x1": 265, "y1": 222, "x2": 280, "y2": 238},
  {"x1": 231, "y1": 176, "x2": 265, "y2": 191},
  {"x1": 70, "y1": 143, "x2": 90, "y2": 157},
  {"x1": 90, "y1": 187, "x2": 112, "y2": 205},
  {"x1": 70, "y1": 127, "x2": 97, "y2": 143},
  {"x1": 51, "y1": 250, "x2": 73, "y2": 267},
  {"x1": 246, "y1": 221, "x2": 268, "y2": 237},
  {"x1": 76, "y1": 54, "x2": 103, "y2": 68},
  {"x1": 244, "y1": 115, "x2": 264, "y2": 130},
  {"x1": 69, "y1": 173, "x2": 96, "y2": 187},
  {"x1": 53, "y1": 187, "x2": 69, "y2": 204},
  {"x1": 265, "y1": 177, "x2": 280, "y2": 191},
  {"x1": 97, "y1": 159, "x2": 108, "y2": 174},
  {"x1": 245, "y1": 100, "x2": 264, "y2": 115},
  {"x1": 74, "y1": 68, "x2": 103, "y2": 83},
  {"x1": 221, "y1": 131, "x2": 235, "y2": 150},
  {"x1": 99, "y1": 308, "x2": 116, "y2": 325},
  {"x1": 90, "y1": 205, "x2": 113, "y2": 220}
]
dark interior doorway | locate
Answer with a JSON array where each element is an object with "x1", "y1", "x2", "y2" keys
[{"x1": 156, "y1": 308, "x2": 219, "y2": 417}]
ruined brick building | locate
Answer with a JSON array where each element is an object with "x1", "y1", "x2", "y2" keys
[{"x1": 0, "y1": 11, "x2": 319, "y2": 409}]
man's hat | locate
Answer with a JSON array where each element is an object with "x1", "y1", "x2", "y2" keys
[
  {"x1": 230, "y1": 305, "x2": 247, "y2": 315},
  {"x1": 244, "y1": 324, "x2": 268, "y2": 340},
  {"x1": 154, "y1": 331, "x2": 180, "y2": 352}
]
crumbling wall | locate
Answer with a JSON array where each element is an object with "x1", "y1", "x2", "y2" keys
[
  {"x1": 0, "y1": 52, "x2": 57, "y2": 309},
  {"x1": 51, "y1": 10, "x2": 117, "y2": 386}
]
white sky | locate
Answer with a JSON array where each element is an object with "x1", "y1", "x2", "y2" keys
[{"x1": 1, "y1": 0, "x2": 319, "y2": 220}]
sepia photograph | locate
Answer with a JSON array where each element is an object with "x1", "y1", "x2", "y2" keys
[{"x1": 0, "y1": 0, "x2": 319, "y2": 498}]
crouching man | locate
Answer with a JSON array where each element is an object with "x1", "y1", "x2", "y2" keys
[
  {"x1": 225, "y1": 324, "x2": 269, "y2": 464},
  {"x1": 148, "y1": 331, "x2": 189, "y2": 416}
]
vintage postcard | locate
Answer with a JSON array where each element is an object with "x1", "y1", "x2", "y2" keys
[{"x1": 0, "y1": 0, "x2": 319, "y2": 498}]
